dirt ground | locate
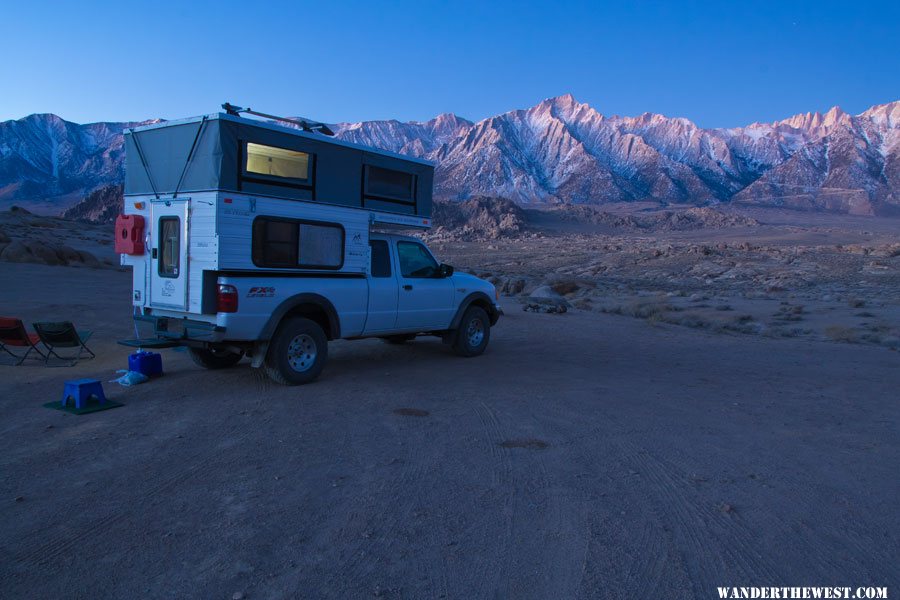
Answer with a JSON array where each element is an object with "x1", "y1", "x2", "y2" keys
[{"x1": 1, "y1": 263, "x2": 898, "y2": 599}]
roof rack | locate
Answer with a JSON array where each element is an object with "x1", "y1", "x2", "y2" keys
[{"x1": 221, "y1": 102, "x2": 335, "y2": 136}]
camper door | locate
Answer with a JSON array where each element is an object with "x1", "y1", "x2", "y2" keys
[{"x1": 149, "y1": 199, "x2": 190, "y2": 310}]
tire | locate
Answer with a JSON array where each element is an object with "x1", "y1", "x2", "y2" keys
[
  {"x1": 381, "y1": 334, "x2": 416, "y2": 345},
  {"x1": 452, "y1": 306, "x2": 491, "y2": 357},
  {"x1": 264, "y1": 317, "x2": 328, "y2": 385},
  {"x1": 189, "y1": 346, "x2": 244, "y2": 369}
]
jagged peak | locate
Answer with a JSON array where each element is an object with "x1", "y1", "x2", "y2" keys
[
  {"x1": 775, "y1": 105, "x2": 850, "y2": 131},
  {"x1": 859, "y1": 100, "x2": 900, "y2": 127},
  {"x1": 822, "y1": 105, "x2": 847, "y2": 126},
  {"x1": 544, "y1": 93, "x2": 579, "y2": 108},
  {"x1": 428, "y1": 112, "x2": 472, "y2": 128},
  {"x1": 626, "y1": 111, "x2": 698, "y2": 130}
]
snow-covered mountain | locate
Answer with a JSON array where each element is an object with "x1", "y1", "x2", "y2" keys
[
  {"x1": 0, "y1": 114, "x2": 152, "y2": 213},
  {"x1": 334, "y1": 95, "x2": 900, "y2": 216},
  {"x1": 2, "y1": 96, "x2": 898, "y2": 216}
]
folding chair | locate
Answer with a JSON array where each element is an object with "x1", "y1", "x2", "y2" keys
[
  {"x1": 0, "y1": 317, "x2": 47, "y2": 365},
  {"x1": 32, "y1": 321, "x2": 95, "y2": 366}
]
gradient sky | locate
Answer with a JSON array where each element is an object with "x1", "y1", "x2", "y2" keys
[{"x1": 2, "y1": 0, "x2": 898, "y2": 128}]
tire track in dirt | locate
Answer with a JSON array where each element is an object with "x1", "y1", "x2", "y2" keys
[
  {"x1": 570, "y1": 442, "x2": 673, "y2": 600},
  {"x1": 15, "y1": 417, "x2": 264, "y2": 567},
  {"x1": 520, "y1": 407, "x2": 583, "y2": 599},
  {"x1": 329, "y1": 417, "x2": 435, "y2": 597},
  {"x1": 628, "y1": 438, "x2": 894, "y2": 582},
  {"x1": 617, "y1": 440, "x2": 783, "y2": 593},
  {"x1": 622, "y1": 513, "x2": 668, "y2": 599},
  {"x1": 472, "y1": 402, "x2": 515, "y2": 599}
]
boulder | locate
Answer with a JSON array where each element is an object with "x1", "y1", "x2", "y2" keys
[
  {"x1": 0, "y1": 240, "x2": 64, "y2": 265},
  {"x1": 525, "y1": 285, "x2": 571, "y2": 312},
  {"x1": 501, "y1": 278, "x2": 526, "y2": 295},
  {"x1": 0, "y1": 239, "x2": 102, "y2": 267}
]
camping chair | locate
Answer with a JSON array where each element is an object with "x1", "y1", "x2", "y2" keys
[
  {"x1": 32, "y1": 321, "x2": 95, "y2": 366},
  {"x1": 0, "y1": 317, "x2": 47, "y2": 365}
]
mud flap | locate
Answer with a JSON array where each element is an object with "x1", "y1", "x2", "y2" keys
[{"x1": 250, "y1": 341, "x2": 269, "y2": 368}]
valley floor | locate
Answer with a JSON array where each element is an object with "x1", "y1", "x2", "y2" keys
[{"x1": 1, "y1": 264, "x2": 897, "y2": 599}]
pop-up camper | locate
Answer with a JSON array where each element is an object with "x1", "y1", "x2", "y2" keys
[{"x1": 117, "y1": 107, "x2": 500, "y2": 384}]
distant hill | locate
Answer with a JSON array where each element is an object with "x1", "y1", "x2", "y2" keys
[
  {"x1": 2, "y1": 96, "x2": 898, "y2": 217},
  {"x1": 61, "y1": 184, "x2": 122, "y2": 223}
]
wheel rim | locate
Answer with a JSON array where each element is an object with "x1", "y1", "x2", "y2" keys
[
  {"x1": 287, "y1": 334, "x2": 317, "y2": 372},
  {"x1": 466, "y1": 318, "x2": 485, "y2": 347}
]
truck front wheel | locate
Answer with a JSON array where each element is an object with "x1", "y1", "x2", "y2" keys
[
  {"x1": 452, "y1": 306, "x2": 491, "y2": 357},
  {"x1": 264, "y1": 317, "x2": 328, "y2": 385},
  {"x1": 189, "y1": 346, "x2": 245, "y2": 369}
]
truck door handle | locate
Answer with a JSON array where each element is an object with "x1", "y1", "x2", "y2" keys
[
  {"x1": 403, "y1": 284, "x2": 413, "y2": 291},
  {"x1": 152, "y1": 248, "x2": 158, "y2": 259}
]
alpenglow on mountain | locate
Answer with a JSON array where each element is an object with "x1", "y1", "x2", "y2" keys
[{"x1": 1, "y1": 95, "x2": 898, "y2": 216}]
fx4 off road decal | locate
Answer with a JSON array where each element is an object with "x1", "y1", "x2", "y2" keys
[{"x1": 247, "y1": 286, "x2": 275, "y2": 298}]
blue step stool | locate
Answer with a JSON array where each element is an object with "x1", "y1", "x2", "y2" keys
[{"x1": 61, "y1": 379, "x2": 107, "y2": 409}]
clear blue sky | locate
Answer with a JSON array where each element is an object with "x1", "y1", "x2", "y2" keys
[{"x1": 2, "y1": 0, "x2": 898, "y2": 128}]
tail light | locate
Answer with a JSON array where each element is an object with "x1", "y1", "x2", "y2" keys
[{"x1": 216, "y1": 284, "x2": 239, "y2": 313}]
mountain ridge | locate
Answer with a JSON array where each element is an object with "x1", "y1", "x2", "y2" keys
[{"x1": 1, "y1": 96, "x2": 898, "y2": 216}]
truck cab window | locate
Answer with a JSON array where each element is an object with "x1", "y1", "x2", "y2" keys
[
  {"x1": 370, "y1": 240, "x2": 391, "y2": 277},
  {"x1": 397, "y1": 241, "x2": 438, "y2": 278},
  {"x1": 158, "y1": 217, "x2": 180, "y2": 278}
]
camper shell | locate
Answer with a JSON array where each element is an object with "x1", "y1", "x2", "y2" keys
[
  {"x1": 121, "y1": 113, "x2": 435, "y2": 316},
  {"x1": 124, "y1": 113, "x2": 434, "y2": 216}
]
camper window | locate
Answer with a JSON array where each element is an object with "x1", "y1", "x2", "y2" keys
[
  {"x1": 158, "y1": 217, "x2": 180, "y2": 278},
  {"x1": 364, "y1": 166, "x2": 416, "y2": 204},
  {"x1": 244, "y1": 143, "x2": 312, "y2": 185},
  {"x1": 252, "y1": 217, "x2": 344, "y2": 269}
]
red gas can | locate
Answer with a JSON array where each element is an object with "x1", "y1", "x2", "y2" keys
[{"x1": 115, "y1": 214, "x2": 145, "y2": 255}]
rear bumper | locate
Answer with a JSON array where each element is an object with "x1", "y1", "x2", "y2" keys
[{"x1": 117, "y1": 315, "x2": 227, "y2": 348}]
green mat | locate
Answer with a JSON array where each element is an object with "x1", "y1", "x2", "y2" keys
[{"x1": 43, "y1": 399, "x2": 124, "y2": 415}]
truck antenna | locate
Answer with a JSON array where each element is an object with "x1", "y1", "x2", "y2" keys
[{"x1": 221, "y1": 102, "x2": 335, "y2": 136}]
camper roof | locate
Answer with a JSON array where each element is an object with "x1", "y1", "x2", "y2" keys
[{"x1": 126, "y1": 112, "x2": 435, "y2": 168}]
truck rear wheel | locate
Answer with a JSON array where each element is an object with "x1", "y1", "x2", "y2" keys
[
  {"x1": 189, "y1": 346, "x2": 244, "y2": 370},
  {"x1": 264, "y1": 317, "x2": 328, "y2": 385},
  {"x1": 452, "y1": 306, "x2": 490, "y2": 357}
]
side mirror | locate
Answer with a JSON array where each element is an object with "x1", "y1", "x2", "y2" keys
[{"x1": 438, "y1": 263, "x2": 455, "y2": 278}]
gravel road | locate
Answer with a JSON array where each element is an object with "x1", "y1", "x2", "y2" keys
[{"x1": 1, "y1": 264, "x2": 898, "y2": 599}]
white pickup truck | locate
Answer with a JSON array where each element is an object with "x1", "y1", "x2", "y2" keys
[
  {"x1": 136, "y1": 232, "x2": 501, "y2": 385},
  {"x1": 119, "y1": 110, "x2": 501, "y2": 384},
  {"x1": 210, "y1": 232, "x2": 501, "y2": 384}
]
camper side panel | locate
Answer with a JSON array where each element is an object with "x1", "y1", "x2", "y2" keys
[
  {"x1": 187, "y1": 193, "x2": 219, "y2": 314},
  {"x1": 215, "y1": 194, "x2": 370, "y2": 274}
]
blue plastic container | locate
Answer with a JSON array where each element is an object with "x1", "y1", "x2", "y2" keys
[{"x1": 128, "y1": 351, "x2": 163, "y2": 377}]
